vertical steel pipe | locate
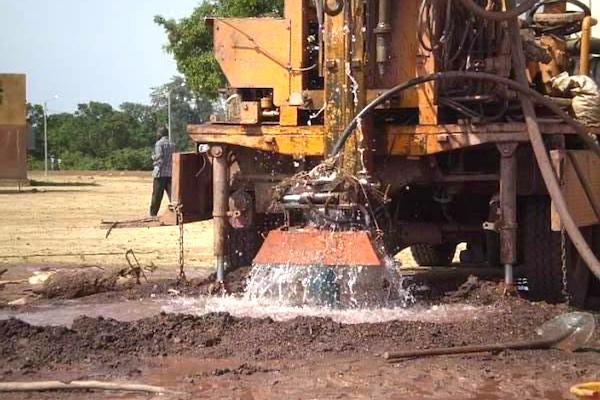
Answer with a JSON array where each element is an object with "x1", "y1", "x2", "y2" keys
[
  {"x1": 211, "y1": 145, "x2": 229, "y2": 283},
  {"x1": 580, "y1": 16, "x2": 593, "y2": 76},
  {"x1": 374, "y1": 0, "x2": 391, "y2": 77},
  {"x1": 498, "y1": 143, "x2": 518, "y2": 287}
]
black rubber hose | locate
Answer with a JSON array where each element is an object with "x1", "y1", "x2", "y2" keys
[
  {"x1": 526, "y1": 0, "x2": 591, "y2": 25},
  {"x1": 332, "y1": 71, "x2": 600, "y2": 159},
  {"x1": 526, "y1": 0, "x2": 591, "y2": 35},
  {"x1": 454, "y1": 0, "x2": 538, "y2": 21},
  {"x1": 506, "y1": 0, "x2": 600, "y2": 282}
]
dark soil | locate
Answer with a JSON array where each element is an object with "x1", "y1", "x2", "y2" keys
[
  {"x1": 1, "y1": 271, "x2": 599, "y2": 400},
  {"x1": 1, "y1": 281, "x2": 597, "y2": 373}
]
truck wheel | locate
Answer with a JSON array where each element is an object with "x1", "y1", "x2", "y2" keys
[
  {"x1": 520, "y1": 196, "x2": 564, "y2": 302},
  {"x1": 411, "y1": 244, "x2": 456, "y2": 267},
  {"x1": 521, "y1": 195, "x2": 599, "y2": 306}
]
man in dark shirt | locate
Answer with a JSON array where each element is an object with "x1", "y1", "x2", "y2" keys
[{"x1": 150, "y1": 127, "x2": 174, "y2": 216}]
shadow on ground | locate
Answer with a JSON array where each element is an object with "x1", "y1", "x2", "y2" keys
[{"x1": 29, "y1": 180, "x2": 99, "y2": 187}]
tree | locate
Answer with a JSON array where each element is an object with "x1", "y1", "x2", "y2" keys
[
  {"x1": 154, "y1": 0, "x2": 284, "y2": 99},
  {"x1": 27, "y1": 76, "x2": 215, "y2": 170},
  {"x1": 120, "y1": 102, "x2": 158, "y2": 148},
  {"x1": 150, "y1": 76, "x2": 214, "y2": 151},
  {"x1": 26, "y1": 103, "x2": 44, "y2": 157}
]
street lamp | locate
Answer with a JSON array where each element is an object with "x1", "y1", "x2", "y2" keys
[
  {"x1": 43, "y1": 95, "x2": 59, "y2": 177},
  {"x1": 167, "y1": 82, "x2": 186, "y2": 144}
]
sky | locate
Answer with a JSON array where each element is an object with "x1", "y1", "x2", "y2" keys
[{"x1": 0, "y1": 0, "x2": 199, "y2": 113}]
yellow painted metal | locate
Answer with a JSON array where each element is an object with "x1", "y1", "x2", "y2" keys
[
  {"x1": 285, "y1": 0, "x2": 306, "y2": 98},
  {"x1": 349, "y1": 0, "x2": 370, "y2": 172},
  {"x1": 323, "y1": 0, "x2": 368, "y2": 173},
  {"x1": 323, "y1": 5, "x2": 351, "y2": 158},
  {"x1": 416, "y1": 6, "x2": 438, "y2": 125},
  {"x1": 580, "y1": 16, "x2": 593, "y2": 76},
  {"x1": 189, "y1": 122, "x2": 587, "y2": 158},
  {"x1": 188, "y1": 124, "x2": 325, "y2": 157},
  {"x1": 212, "y1": 0, "x2": 306, "y2": 108},
  {"x1": 377, "y1": 0, "x2": 420, "y2": 108},
  {"x1": 198, "y1": 1, "x2": 591, "y2": 160},
  {"x1": 213, "y1": 18, "x2": 292, "y2": 107}
]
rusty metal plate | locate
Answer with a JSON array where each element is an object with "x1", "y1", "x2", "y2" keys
[
  {"x1": 253, "y1": 228, "x2": 384, "y2": 267},
  {"x1": 551, "y1": 150, "x2": 600, "y2": 231}
]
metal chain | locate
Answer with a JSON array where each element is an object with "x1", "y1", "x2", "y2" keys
[
  {"x1": 560, "y1": 227, "x2": 570, "y2": 305},
  {"x1": 174, "y1": 204, "x2": 186, "y2": 282}
]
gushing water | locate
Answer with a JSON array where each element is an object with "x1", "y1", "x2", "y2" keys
[
  {"x1": 160, "y1": 255, "x2": 498, "y2": 325},
  {"x1": 244, "y1": 256, "x2": 414, "y2": 309},
  {"x1": 0, "y1": 250, "x2": 494, "y2": 328},
  {"x1": 162, "y1": 296, "x2": 493, "y2": 325},
  {"x1": 160, "y1": 257, "x2": 496, "y2": 325}
]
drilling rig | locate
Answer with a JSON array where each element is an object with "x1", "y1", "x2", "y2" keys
[{"x1": 172, "y1": 0, "x2": 600, "y2": 308}]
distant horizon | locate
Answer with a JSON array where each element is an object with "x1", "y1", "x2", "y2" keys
[{"x1": 0, "y1": 0, "x2": 199, "y2": 113}]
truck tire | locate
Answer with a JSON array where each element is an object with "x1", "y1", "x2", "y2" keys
[
  {"x1": 520, "y1": 196, "x2": 565, "y2": 303},
  {"x1": 411, "y1": 244, "x2": 456, "y2": 267}
]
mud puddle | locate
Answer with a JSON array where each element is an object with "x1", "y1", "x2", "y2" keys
[
  {"x1": 0, "y1": 299, "x2": 165, "y2": 327},
  {"x1": 164, "y1": 295, "x2": 497, "y2": 324},
  {"x1": 0, "y1": 295, "x2": 496, "y2": 327}
]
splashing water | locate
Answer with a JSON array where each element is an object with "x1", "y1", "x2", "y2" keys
[
  {"x1": 162, "y1": 296, "x2": 493, "y2": 325},
  {"x1": 163, "y1": 243, "x2": 489, "y2": 325},
  {"x1": 244, "y1": 257, "x2": 414, "y2": 309},
  {"x1": 165, "y1": 256, "x2": 470, "y2": 325}
]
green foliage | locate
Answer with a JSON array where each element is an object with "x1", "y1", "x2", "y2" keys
[
  {"x1": 54, "y1": 148, "x2": 153, "y2": 171},
  {"x1": 155, "y1": 0, "x2": 284, "y2": 98},
  {"x1": 27, "y1": 77, "x2": 214, "y2": 171},
  {"x1": 27, "y1": 155, "x2": 44, "y2": 171},
  {"x1": 26, "y1": 104, "x2": 44, "y2": 158},
  {"x1": 150, "y1": 76, "x2": 214, "y2": 151}
]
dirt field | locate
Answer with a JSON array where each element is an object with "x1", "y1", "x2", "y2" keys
[
  {"x1": 0, "y1": 172, "x2": 598, "y2": 400},
  {"x1": 0, "y1": 172, "x2": 214, "y2": 277}
]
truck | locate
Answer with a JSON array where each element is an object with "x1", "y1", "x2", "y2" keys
[{"x1": 169, "y1": 0, "x2": 600, "y2": 308}]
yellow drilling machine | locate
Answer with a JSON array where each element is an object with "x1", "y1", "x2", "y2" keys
[{"x1": 170, "y1": 0, "x2": 600, "y2": 308}]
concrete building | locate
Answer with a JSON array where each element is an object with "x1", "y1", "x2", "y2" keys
[{"x1": 0, "y1": 74, "x2": 27, "y2": 182}]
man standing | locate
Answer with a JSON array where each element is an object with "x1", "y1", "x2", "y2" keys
[{"x1": 150, "y1": 127, "x2": 174, "y2": 216}]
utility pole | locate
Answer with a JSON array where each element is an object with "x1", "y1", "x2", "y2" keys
[
  {"x1": 43, "y1": 101, "x2": 48, "y2": 177},
  {"x1": 167, "y1": 82, "x2": 186, "y2": 145}
]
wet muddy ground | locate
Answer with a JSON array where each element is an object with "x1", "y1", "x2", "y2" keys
[{"x1": 0, "y1": 269, "x2": 599, "y2": 399}]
